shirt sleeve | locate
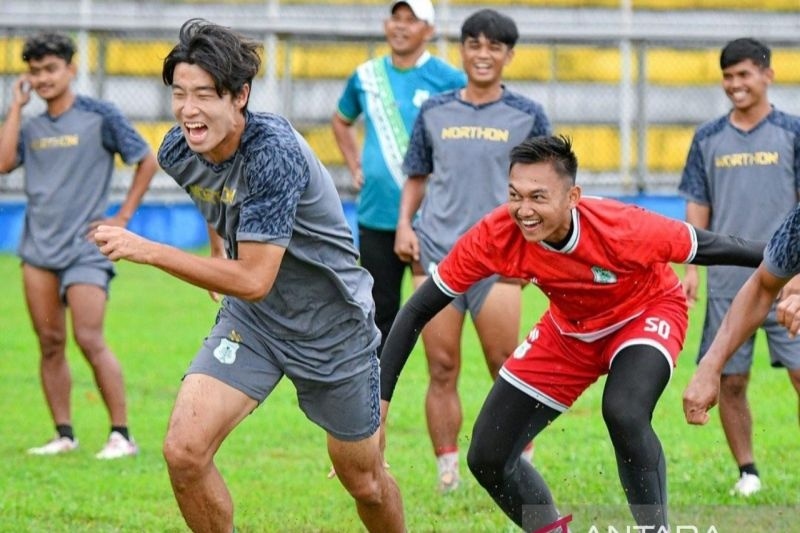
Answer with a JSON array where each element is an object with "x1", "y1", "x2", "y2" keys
[
  {"x1": 435, "y1": 217, "x2": 500, "y2": 293},
  {"x1": 678, "y1": 134, "x2": 710, "y2": 205},
  {"x1": 335, "y1": 73, "x2": 362, "y2": 123},
  {"x1": 764, "y1": 204, "x2": 800, "y2": 279},
  {"x1": 237, "y1": 140, "x2": 310, "y2": 246},
  {"x1": 100, "y1": 104, "x2": 150, "y2": 165},
  {"x1": 402, "y1": 106, "x2": 433, "y2": 177},
  {"x1": 528, "y1": 104, "x2": 552, "y2": 138},
  {"x1": 614, "y1": 204, "x2": 698, "y2": 265}
]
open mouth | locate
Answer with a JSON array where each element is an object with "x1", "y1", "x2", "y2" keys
[{"x1": 185, "y1": 122, "x2": 208, "y2": 143}]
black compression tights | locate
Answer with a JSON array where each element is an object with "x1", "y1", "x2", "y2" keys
[{"x1": 467, "y1": 345, "x2": 671, "y2": 531}]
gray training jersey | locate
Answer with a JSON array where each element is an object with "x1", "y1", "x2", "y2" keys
[
  {"x1": 402, "y1": 88, "x2": 551, "y2": 263},
  {"x1": 15, "y1": 95, "x2": 150, "y2": 269},
  {"x1": 679, "y1": 108, "x2": 800, "y2": 298},
  {"x1": 158, "y1": 112, "x2": 379, "y2": 358}
]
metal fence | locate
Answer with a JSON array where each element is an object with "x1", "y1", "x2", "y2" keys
[{"x1": 2, "y1": 0, "x2": 800, "y2": 200}]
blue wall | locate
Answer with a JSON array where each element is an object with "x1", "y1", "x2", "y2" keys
[{"x1": 0, "y1": 196, "x2": 684, "y2": 253}]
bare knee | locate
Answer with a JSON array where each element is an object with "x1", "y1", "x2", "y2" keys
[
  {"x1": 72, "y1": 327, "x2": 108, "y2": 361},
  {"x1": 341, "y1": 468, "x2": 385, "y2": 506},
  {"x1": 720, "y1": 374, "x2": 749, "y2": 398},
  {"x1": 163, "y1": 431, "x2": 211, "y2": 485},
  {"x1": 37, "y1": 327, "x2": 67, "y2": 359},
  {"x1": 427, "y1": 353, "x2": 459, "y2": 387}
]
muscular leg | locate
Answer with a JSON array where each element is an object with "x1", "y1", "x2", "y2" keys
[
  {"x1": 328, "y1": 430, "x2": 405, "y2": 533},
  {"x1": 472, "y1": 282, "x2": 522, "y2": 378},
  {"x1": 66, "y1": 283, "x2": 127, "y2": 426},
  {"x1": 163, "y1": 374, "x2": 257, "y2": 533},
  {"x1": 414, "y1": 275, "x2": 466, "y2": 459},
  {"x1": 23, "y1": 264, "x2": 71, "y2": 427},
  {"x1": 602, "y1": 346, "x2": 671, "y2": 527},
  {"x1": 467, "y1": 379, "x2": 561, "y2": 530},
  {"x1": 717, "y1": 373, "x2": 753, "y2": 468}
]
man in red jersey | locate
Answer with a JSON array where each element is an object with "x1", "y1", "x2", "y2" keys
[{"x1": 379, "y1": 135, "x2": 765, "y2": 531}]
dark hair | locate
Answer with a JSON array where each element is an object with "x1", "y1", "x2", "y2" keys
[
  {"x1": 162, "y1": 18, "x2": 261, "y2": 110},
  {"x1": 460, "y1": 9, "x2": 518, "y2": 48},
  {"x1": 509, "y1": 135, "x2": 578, "y2": 185},
  {"x1": 22, "y1": 32, "x2": 76, "y2": 63},
  {"x1": 720, "y1": 38, "x2": 771, "y2": 70}
]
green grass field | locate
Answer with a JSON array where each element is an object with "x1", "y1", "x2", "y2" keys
[{"x1": 0, "y1": 252, "x2": 797, "y2": 532}]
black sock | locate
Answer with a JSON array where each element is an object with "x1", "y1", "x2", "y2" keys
[
  {"x1": 55, "y1": 424, "x2": 74, "y2": 441},
  {"x1": 111, "y1": 426, "x2": 130, "y2": 441},
  {"x1": 739, "y1": 463, "x2": 759, "y2": 477}
]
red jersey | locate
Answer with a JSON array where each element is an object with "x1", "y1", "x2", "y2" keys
[{"x1": 434, "y1": 197, "x2": 697, "y2": 340}]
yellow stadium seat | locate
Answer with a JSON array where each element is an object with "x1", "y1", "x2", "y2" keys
[
  {"x1": 0, "y1": 37, "x2": 26, "y2": 74},
  {"x1": 555, "y1": 124, "x2": 694, "y2": 172},
  {"x1": 133, "y1": 121, "x2": 174, "y2": 153},
  {"x1": 646, "y1": 126, "x2": 693, "y2": 172},
  {"x1": 289, "y1": 42, "x2": 375, "y2": 79},
  {"x1": 646, "y1": 48, "x2": 719, "y2": 85},
  {"x1": 106, "y1": 40, "x2": 172, "y2": 76},
  {"x1": 772, "y1": 50, "x2": 800, "y2": 83},
  {"x1": 557, "y1": 125, "x2": 620, "y2": 171},
  {"x1": 556, "y1": 47, "x2": 637, "y2": 84}
]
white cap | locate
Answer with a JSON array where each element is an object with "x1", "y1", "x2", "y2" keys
[{"x1": 391, "y1": 0, "x2": 435, "y2": 25}]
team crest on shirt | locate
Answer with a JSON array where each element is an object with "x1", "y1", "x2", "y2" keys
[
  {"x1": 591, "y1": 266, "x2": 617, "y2": 284},
  {"x1": 213, "y1": 338, "x2": 239, "y2": 365},
  {"x1": 413, "y1": 89, "x2": 431, "y2": 108}
]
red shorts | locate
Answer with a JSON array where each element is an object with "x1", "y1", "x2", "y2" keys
[{"x1": 501, "y1": 292, "x2": 688, "y2": 410}]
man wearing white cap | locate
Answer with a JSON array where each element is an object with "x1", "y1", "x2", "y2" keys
[{"x1": 332, "y1": 0, "x2": 465, "y2": 369}]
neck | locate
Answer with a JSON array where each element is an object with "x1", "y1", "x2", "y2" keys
[
  {"x1": 461, "y1": 83, "x2": 503, "y2": 105},
  {"x1": 730, "y1": 101, "x2": 771, "y2": 131},
  {"x1": 391, "y1": 48, "x2": 426, "y2": 70},
  {"x1": 46, "y1": 90, "x2": 76, "y2": 117}
]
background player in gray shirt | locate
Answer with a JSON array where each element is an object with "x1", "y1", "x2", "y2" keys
[
  {"x1": 0, "y1": 31, "x2": 157, "y2": 459},
  {"x1": 93, "y1": 19, "x2": 404, "y2": 533},
  {"x1": 394, "y1": 8, "x2": 551, "y2": 492},
  {"x1": 685, "y1": 203, "x2": 800, "y2": 425},
  {"x1": 678, "y1": 37, "x2": 800, "y2": 497}
]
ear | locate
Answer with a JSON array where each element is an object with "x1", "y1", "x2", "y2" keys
[
  {"x1": 422, "y1": 23, "x2": 435, "y2": 42},
  {"x1": 764, "y1": 66, "x2": 775, "y2": 85},
  {"x1": 504, "y1": 47, "x2": 515, "y2": 67},
  {"x1": 567, "y1": 184, "x2": 582, "y2": 209},
  {"x1": 234, "y1": 83, "x2": 250, "y2": 111}
]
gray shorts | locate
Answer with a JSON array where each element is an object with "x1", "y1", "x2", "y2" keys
[
  {"x1": 187, "y1": 308, "x2": 380, "y2": 441},
  {"x1": 415, "y1": 252, "x2": 500, "y2": 317},
  {"x1": 26, "y1": 256, "x2": 115, "y2": 302},
  {"x1": 698, "y1": 297, "x2": 800, "y2": 374}
]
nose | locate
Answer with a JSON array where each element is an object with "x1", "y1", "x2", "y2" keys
[{"x1": 177, "y1": 96, "x2": 200, "y2": 117}]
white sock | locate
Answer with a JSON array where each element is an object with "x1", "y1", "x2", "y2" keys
[{"x1": 436, "y1": 450, "x2": 459, "y2": 475}]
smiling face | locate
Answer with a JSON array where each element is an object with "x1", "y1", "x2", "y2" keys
[
  {"x1": 722, "y1": 58, "x2": 773, "y2": 114},
  {"x1": 507, "y1": 161, "x2": 580, "y2": 244},
  {"x1": 171, "y1": 62, "x2": 249, "y2": 164},
  {"x1": 384, "y1": 4, "x2": 433, "y2": 60},
  {"x1": 460, "y1": 33, "x2": 513, "y2": 89},
  {"x1": 26, "y1": 55, "x2": 75, "y2": 103}
]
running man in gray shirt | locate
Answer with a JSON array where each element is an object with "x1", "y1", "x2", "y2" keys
[
  {"x1": 93, "y1": 19, "x2": 404, "y2": 533},
  {"x1": 0, "y1": 31, "x2": 157, "y2": 459},
  {"x1": 678, "y1": 37, "x2": 800, "y2": 497},
  {"x1": 394, "y1": 8, "x2": 551, "y2": 492}
]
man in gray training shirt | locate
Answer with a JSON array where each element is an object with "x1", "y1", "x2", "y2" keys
[
  {"x1": 679, "y1": 37, "x2": 800, "y2": 497},
  {"x1": 0, "y1": 31, "x2": 157, "y2": 459},
  {"x1": 93, "y1": 19, "x2": 405, "y2": 533},
  {"x1": 394, "y1": 8, "x2": 550, "y2": 492}
]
